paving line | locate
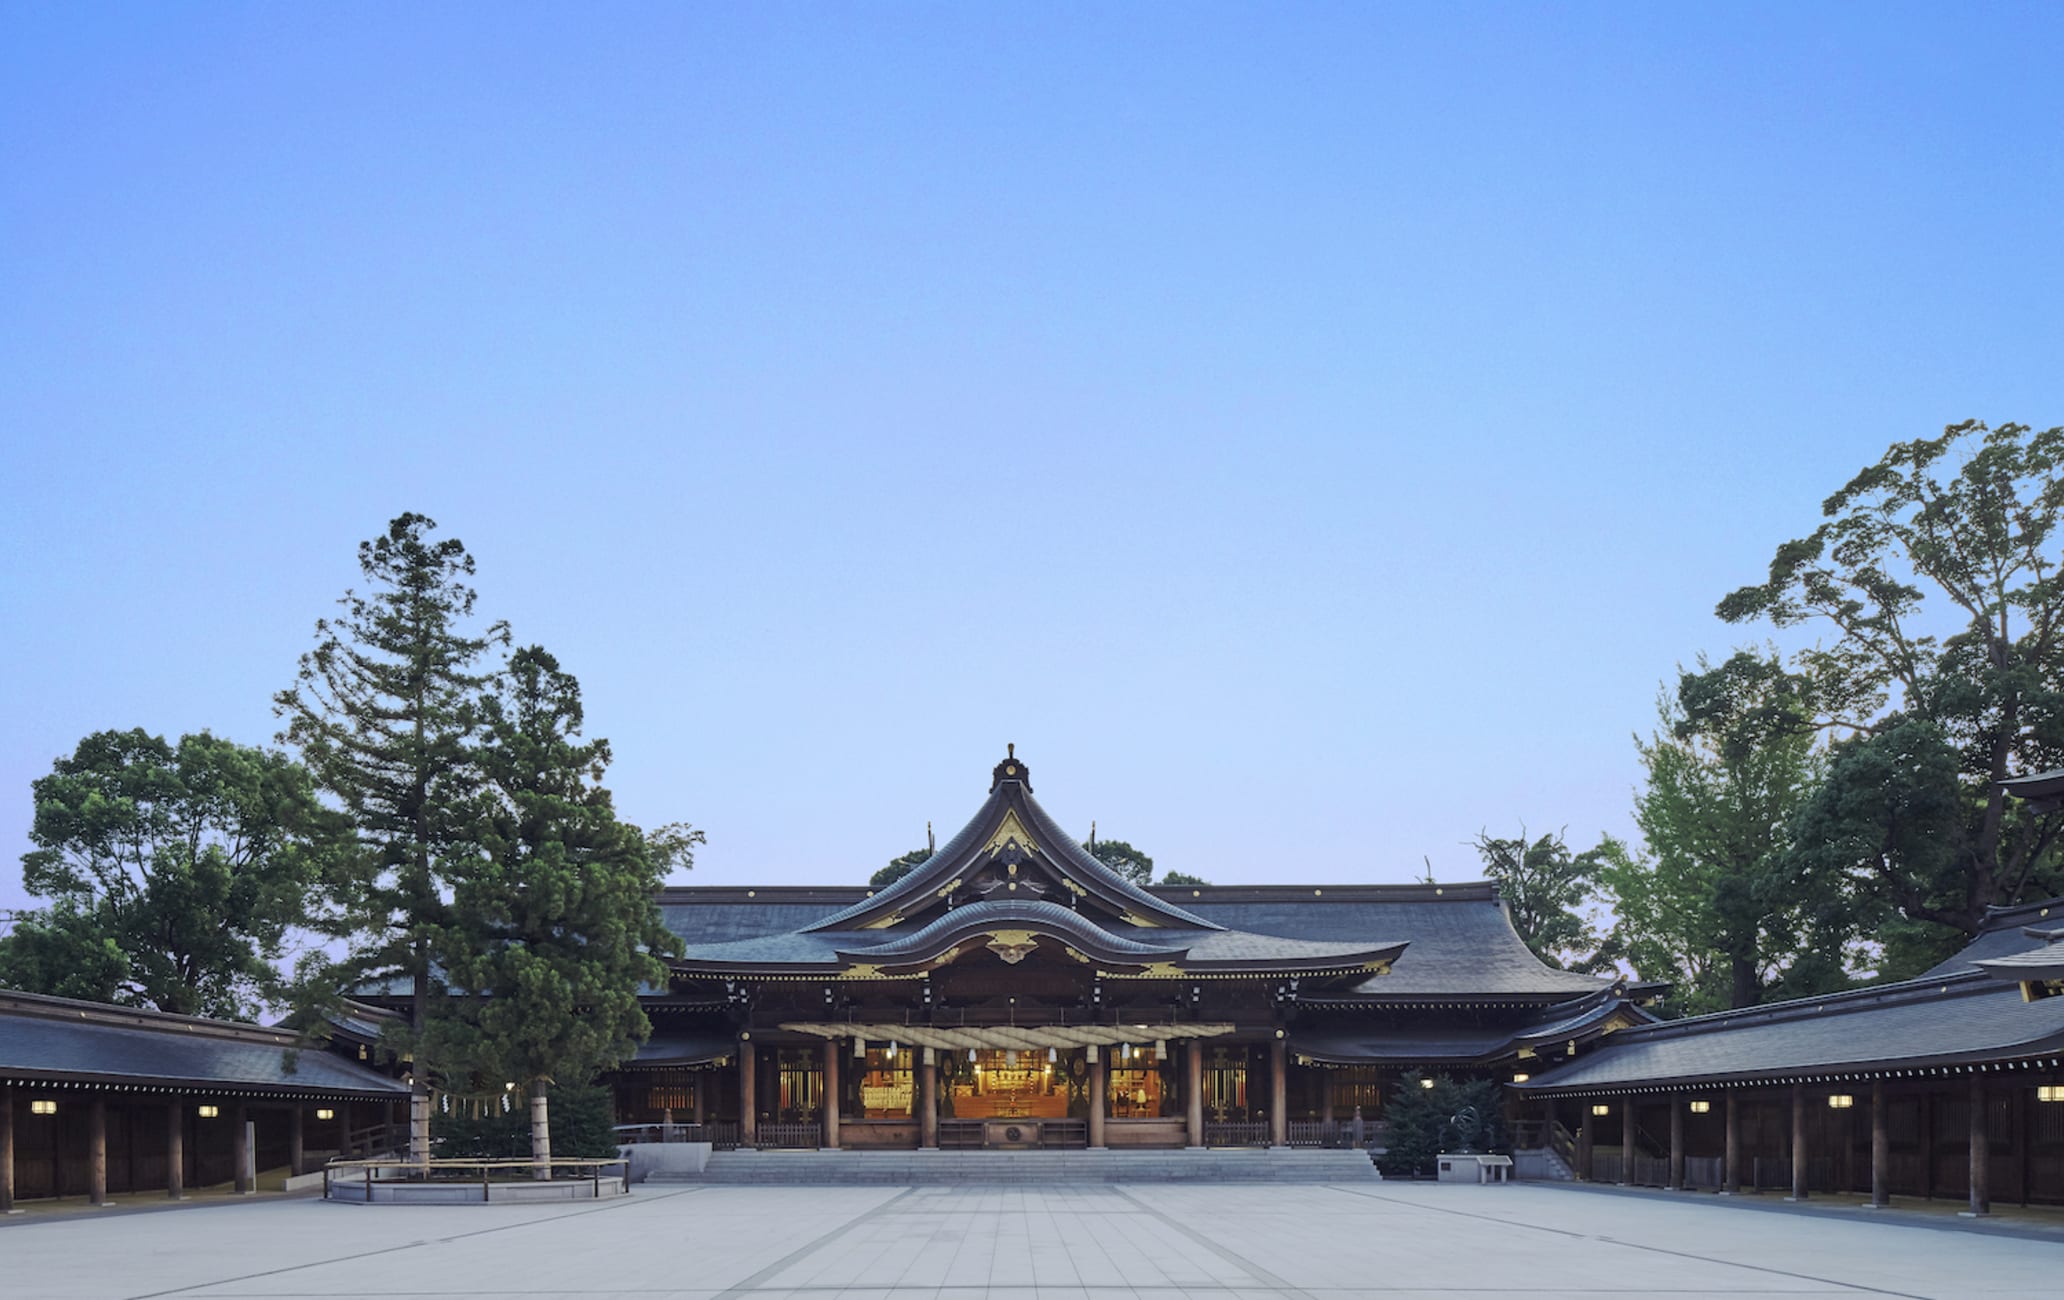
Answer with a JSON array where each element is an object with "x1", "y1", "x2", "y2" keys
[
  {"x1": 118, "y1": 1187, "x2": 706, "y2": 1300},
  {"x1": 1106, "y1": 1185, "x2": 1321, "y2": 1300},
  {"x1": 1322, "y1": 1185, "x2": 1941, "y2": 1300},
  {"x1": 707, "y1": 1186, "x2": 919, "y2": 1299}
]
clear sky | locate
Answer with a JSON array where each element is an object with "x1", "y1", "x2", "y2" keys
[{"x1": 2, "y1": 4, "x2": 2059, "y2": 916}]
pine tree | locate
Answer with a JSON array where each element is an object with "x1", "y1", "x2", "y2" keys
[
  {"x1": 429, "y1": 646, "x2": 690, "y2": 1175},
  {"x1": 274, "y1": 512, "x2": 508, "y2": 1160}
]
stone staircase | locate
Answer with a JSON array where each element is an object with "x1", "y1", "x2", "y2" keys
[{"x1": 653, "y1": 1148, "x2": 1382, "y2": 1185}]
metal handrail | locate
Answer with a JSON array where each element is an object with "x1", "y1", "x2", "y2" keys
[{"x1": 322, "y1": 1155, "x2": 631, "y2": 1202}]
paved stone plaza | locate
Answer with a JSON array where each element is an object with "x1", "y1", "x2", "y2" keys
[{"x1": 2, "y1": 1183, "x2": 2058, "y2": 1300}]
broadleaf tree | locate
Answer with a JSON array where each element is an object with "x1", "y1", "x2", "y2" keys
[
  {"x1": 1, "y1": 728, "x2": 343, "y2": 1019},
  {"x1": 1595, "y1": 652, "x2": 1849, "y2": 1014},
  {"x1": 1471, "y1": 826, "x2": 1608, "y2": 973},
  {"x1": 1717, "y1": 420, "x2": 2064, "y2": 961}
]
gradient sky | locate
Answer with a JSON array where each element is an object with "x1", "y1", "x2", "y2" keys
[{"x1": 3, "y1": 4, "x2": 2060, "y2": 917}]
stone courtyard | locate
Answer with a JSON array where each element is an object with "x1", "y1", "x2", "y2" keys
[{"x1": 2, "y1": 1182, "x2": 2058, "y2": 1300}]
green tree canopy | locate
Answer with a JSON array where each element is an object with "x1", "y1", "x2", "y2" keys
[
  {"x1": 1596, "y1": 652, "x2": 1848, "y2": 1013},
  {"x1": 275, "y1": 512, "x2": 510, "y2": 1048},
  {"x1": 424, "y1": 647, "x2": 688, "y2": 1167},
  {"x1": 870, "y1": 847, "x2": 932, "y2": 890},
  {"x1": 1159, "y1": 870, "x2": 1211, "y2": 886},
  {"x1": 1084, "y1": 836, "x2": 1153, "y2": 885},
  {"x1": 1, "y1": 728, "x2": 343, "y2": 1019},
  {"x1": 1471, "y1": 826, "x2": 1607, "y2": 973},
  {"x1": 1718, "y1": 421, "x2": 2064, "y2": 953}
]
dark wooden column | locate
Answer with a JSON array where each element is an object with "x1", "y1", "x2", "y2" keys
[
  {"x1": 289, "y1": 1105, "x2": 306, "y2": 1177},
  {"x1": 1269, "y1": 1037, "x2": 1288, "y2": 1148},
  {"x1": 1, "y1": 1082, "x2": 15, "y2": 1214},
  {"x1": 1186, "y1": 1042, "x2": 1204, "y2": 1147},
  {"x1": 692, "y1": 1072, "x2": 707, "y2": 1126},
  {"x1": 1870, "y1": 1081, "x2": 1889, "y2": 1208},
  {"x1": 1618, "y1": 1098, "x2": 1633, "y2": 1184},
  {"x1": 1578, "y1": 1102, "x2": 1594, "y2": 1181},
  {"x1": 1321, "y1": 1071, "x2": 1335, "y2": 1125},
  {"x1": 1669, "y1": 1095, "x2": 1685, "y2": 1190},
  {"x1": 1967, "y1": 1077, "x2": 1990, "y2": 1217},
  {"x1": 1788, "y1": 1084, "x2": 1808, "y2": 1201},
  {"x1": 166, "y1": 1101, "x2": 184, "y2": 1199},
  {"x1": 233, "y1": 1103, "x2": 253, "y2": 1195},
  {"x1": 738, "y1": 1042, "x2": 758, "y2": 1148},
  {"x1": 89, "y1": 1097, "x2": 108, "y2": 1206},
  {"x1": 1723, "y1": 1090, "x2": 1741, "y2": 1194},
  {"x1": 919, "y1": 1052, "x2": 938, "y2": 1150},
  {"x1": 822, "y1": 1040, "x2": 840, "y2": 1150},
  {"x1": 1089, "y1": 1049, "x2": 1107, "y2": 1148},
  {"x1": 1919, "y1": 1089, "x2": 1935, "y2": 1198}
]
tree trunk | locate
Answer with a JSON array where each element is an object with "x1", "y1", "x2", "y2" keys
[
  {"x1": 1729, "y1": 956, "x2": 1760, "y2": 1010},
  {"x1": 530, "y1": 1082, "x2": 551, "y2": 1181}
]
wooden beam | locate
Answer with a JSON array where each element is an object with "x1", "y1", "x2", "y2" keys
[
  {"x1": 1, "y1": 1082, "x2": 15, "y2": 1214},
  {"x1": 1967, "y1": 1078, "x2": 1990, "y2": 1217},
  {"x1": 918, "y1": 1054, "x2": 938, "y2": 1150},
  {"x1": 1722, "y1": 1090, "x2": 1740, "y2": 1195},
  {"x1": 822, "y1": 1039, "x2": 840, "y2": 1150},
  {"x1": 1870, "y1": 1080, "x2": 1889, "y2": 1208},
  {"x1": 1668, "y1": 1095, "x2": 1684, "y2": 1191},
  {"x1": 1186, "y1": 1041, "x2": 1204, "y2": 1148},
  {"x1": 1269, "y1": 1037, "x2": 1288, "y2": 1149},
  {"x1": 165, "y1": 1101, "x2": 184, "y2": 1200},
  {"x1": 89, "y1": 1097, "x2": 107, "y2": 1207},
  {"x1": 1788, "y1": 1084, "x2": 1808, "y2": 1201},
  {"x1": 739, "y1": 1043, "x2": 758, "y2": 1148},
  {"x1": 1088, "y1": 1050, "x2": 1106, "y2": 1149},
  {"x1": 232, "y1": 1103, "x2": 253, "y2": 1195}
]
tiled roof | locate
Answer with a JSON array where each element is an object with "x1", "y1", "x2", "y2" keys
[
  {"x1": 1920, "y1": 896, "x2": 2064, "y2": 978},
  {"x1": 0, "y1": 991, "x2": 409, "y2": 1098},
  {"x1": 1157, "y1": 885, "x2": 1612, "y2": 998},
  {"x1": 1514, "y1": 974, "x2": 2064, "y2": 1095}
]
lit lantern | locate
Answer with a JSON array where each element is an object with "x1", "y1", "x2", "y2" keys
[
  {"x1": 1591, "y1": 1104, "x2": 1610, "y2": 1116},
  {"x1": 968, "y1": 1048, "x2": 977, "y2": 1062},
  {"x1": 315, "y1": 1108, "x2": 335, "y2": 1121},
  {"x1": 1827, "y1": 1094, "x2": 1854, "y2": 1109},
  {"x1": 1420, "y1": 1078, "x2": 1437, "y2": 1090},
  {"x1": 1688, "y1": 1100, "x2": 1712, "y2": 1114},
  {"x1": 2037, "y1": 1085, "x2": 2064, "y2": 1103},
  {"x1": 197, "y1": 1104, "x2": 220, "y2": 1119},
  {"x1": 1511, "y1": 1073, "x2": 1530, "y2": 1083},
  {"x1": 888, "y1": 1041, "x2": 898, "y2": 1060},
  {"x1": 1048, "y1": 1046, "x2": 1057, "y2": 1063},
  {"x1": 30, "y1": 1100, "x2": 57, "y2": 1116}
]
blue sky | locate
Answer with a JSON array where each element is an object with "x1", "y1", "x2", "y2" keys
[{"x1": 2, "y1": 4, "x2": 2059, "y2": 913}]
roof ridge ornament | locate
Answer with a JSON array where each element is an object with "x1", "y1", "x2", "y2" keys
[{"x1": 991, "y1": 743, "x2": 1031, "y2": 792}]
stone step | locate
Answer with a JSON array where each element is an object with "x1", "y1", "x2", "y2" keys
[{"x1": 653, "y1": 1148, "x2": 1381, "y2": 1185}]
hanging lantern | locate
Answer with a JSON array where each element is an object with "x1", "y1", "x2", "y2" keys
[
  {"x1": 1154, "y1": 1040, "x2": 1166, "y2": 1061},
  {"x1": 1006, "y1": 1049, "x2": 1018, "y2": 1067},
  {"x1": 854, "y1": 1038, "x2": 865, "y2": 1059},
  {"x1": 1047, "y1": 1046, "x2": 1057, "y2": 1063},
  {"x1": 888, "y1": 1040, "x2": 898, "y2": 1060},
  {"x1": 968, "y1": 1048, "x2": 977, "y2": 1062},
  {"x1": 1122, "y1": 1042, "x2": 1132, "y2": 1061}
]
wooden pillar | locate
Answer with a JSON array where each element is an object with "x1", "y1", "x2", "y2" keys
[
  {"x1": 1619, "y1": 1098, "x2": 1633, "y2": 1184},
  {"x1": 1919, "y1": 1088, "x2": 1935, "y2": 1198},
  {"x1": 739, "y1": 1042, "x2": 758, "y2": 1147},
  {"x1": 233, "y1": 1103, "x2": 253, "y2": 1195},
  {"x1": 1321, "y1": 1072, "x2": 1335, "y2": 1126},
  {"x1": 919, "y1": 1052, "x2": 938, "y2": 1150},
  {"x1": 1967, "y1": 1077, "x2": 1990, "y2": 1217},
  {"x1": 1723, "y1": 1090, "x2": 1740, "y2": 1194},
  {"x1": 1269, "y1": 1037, "x2": 1288, "y2": 1148},
  {"x1": 1868, "y1": 1080, "x2": 1889, "y2": 1208},
  {"x1": 1669, "y1": 1095, "x2": 1685, "y2": 1190},
  {"x1": 165, "y1": 1102, "x2": 184, "y2": 1200},
  {"x1": 0, "y1": 1083, "x2": 14, "y2": 1214},
  {"x1": 89, "y1": 1097, "x2": 108, "y2": 1206},
  {"x1": 692, "y1": 1072, "x2": 707, "y2": 1126},
  {"x1": 822, "y1": 1039, "x2": 840, "y2": 1150},
  {"x1": 1578, "y1": 1102, "x2": 1594, "y2": 1181},
  {"x1": 289, "y1": 1105, "x2": 306, "y2": 1177},
  {"x1": 1186, "y1": 1041, "x2": 1204, "y2": 1147},
  {"x1": 1788, "y1": 1084, "x2": 1808, "y2": 1201},
  {"x1": 1088, "y1": 1049, "x2": 1107, "y2": 1149}
]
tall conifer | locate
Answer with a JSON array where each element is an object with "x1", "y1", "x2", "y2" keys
[
  {"x1": 429, "y1": 646, "x2": 689, "y2": 1174},
  {"x1": 275, "y1": 513, "x2": 508, "y2": 1157}
]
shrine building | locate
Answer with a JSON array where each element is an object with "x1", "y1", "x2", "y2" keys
[{"x1": 605, "y1": 748, "x2": 1654, "y2": 1151}]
